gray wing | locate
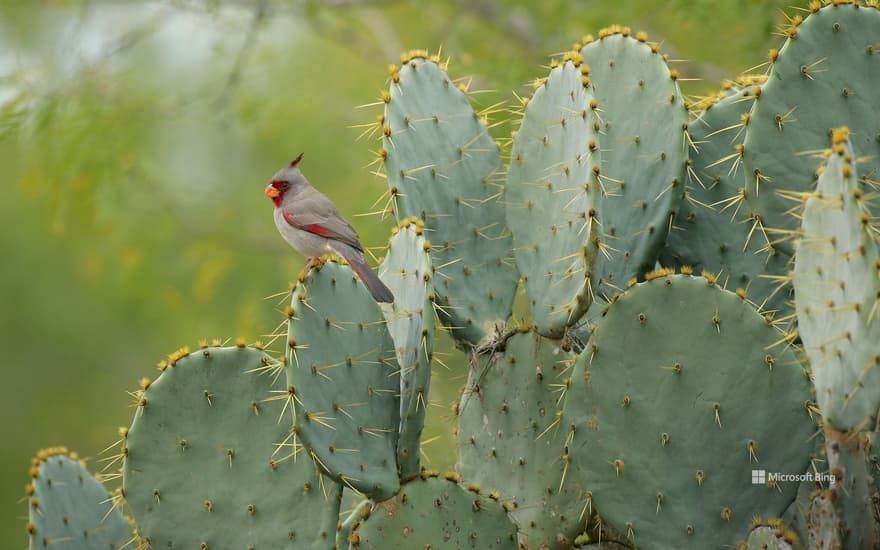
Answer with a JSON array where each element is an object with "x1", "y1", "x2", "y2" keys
[{"x1": 282, "y1": 185, "x2": 364, "y2": 252}]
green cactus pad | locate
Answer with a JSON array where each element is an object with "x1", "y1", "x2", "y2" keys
[
  {"x1": 564, "y1": 273, "x2": 815, "y2": 548},
  {"x1": 807, "y1": 491, "x2": 840, "y2": 550},
  {"x1": 579, "y1": 30, "x2": 687, "y2": 296},
  {"x1": 382, "y1": 53, "x2": 519, "y2": 348},
  {"x1": 26, "y1": 448, "x2": 130, "y2": 550},
  {"x1": 123, "y1": 346, "x2": 341, "y2": 549},
  {"x1": 336, "y1": 497, "x2": 371, "y2": 550},
  {"x1": 348, "y1": 473, "x2": 518, "y2": 549},
  {"x1": 505, "y1": 59, "x2": 600, "y2": 337},
  {"x1": 287, "y1": 259, "x2": 400, "y2": 500},
  {"x1": 661, "y1": 82, "x2": 794, "y2": 317},
  {"x1": 867, "y1": 430, "x2": 880, "y2": 505},
  {"x1": 457, "y1": 329, "x2": 589, "y2": 549},
  {"x1": 824, "y1": 429, "x2": 876, "y2": 548},
  {"x1": 742, "y1": 2, "x2": 880, "y2": 256},
  {"x1": 793, "y1": 129, "x2": 880, "y2": 431},
  {"x1": 741, "y1": 523, "x2": 799, "y2": 550},
  {"x1": 780, "y1": 463, "x2": 821, "y2": 547},
  {"x1": 378, "y1": 219, "x2": 435, "y2": 477}
]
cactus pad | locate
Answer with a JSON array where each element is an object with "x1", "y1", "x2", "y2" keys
[
  {"x1": 740, "y1": 522, "x2": 799, "y2": 550},
  {"x1": 661, "y1": 81, "x2": 794, "y2": 317},
  {"x1": 348, "y1": 473, "x2": 518, "y2": 549},
  {"x1": 505, "y1": 59, "x2": 600, "y2": 336},
  {"x1": 378, "y1": 218, "x2": 435, "y2": 477},
  {"x1": 742, "y1": 2, "x2": 880, "y2": 256},
  {"x1": 564, "y1": 273, "x2": 815, "y2": 548},
  {"x1": 287, "y1": 259, "x2": 400, "y2": 500},
  {"x1": 806, "y1": 491, "x2": 840, "y2": 550},
  {"x1": 123, "y1": 346, "x2": 341, "y2": 549},
  {"x1": 26, "y1": 448, "x2": 130, "y2": 550},
  {"x1": 793, "y1": 129, "x2": 880, "y2": 431},
  {"x1": 824, "y1": 429, "x2": 876, "y2": 548},
  {"x1": 579, "y1": 30, "x2": 687, "y2": 296},
  {"x1": 382, "y1": 54, "x2": 519, "y2": 347},
  {"x1": 457, "y1": 329, "x2": 588, "y2": 548},
  {"x1": 336, "y1": 497, "x2": 372, "y2": 550}
]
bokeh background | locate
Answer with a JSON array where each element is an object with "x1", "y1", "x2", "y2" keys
[{"x1": 1, "y1": 0, "x2": 793, "y2": 544}]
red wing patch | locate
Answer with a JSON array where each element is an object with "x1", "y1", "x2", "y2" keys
[
  {"x1": 306, "y1": 224, "x2": 334, "y2": 237},
  {"x1": 283, "y1": 211, "x2": 336, "y2": 238}
]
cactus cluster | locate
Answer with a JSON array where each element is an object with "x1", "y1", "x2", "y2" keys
[{"x1": 23, "y1": 2, "x2": 880, "y2": 549}]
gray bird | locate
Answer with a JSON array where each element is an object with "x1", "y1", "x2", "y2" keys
[{"x1": 264, "y1": 153, "x2": 394, "y2": 303}]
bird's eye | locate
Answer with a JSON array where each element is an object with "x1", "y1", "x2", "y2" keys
[{"x1": 281, "y1": 182, "x2": 290, "y2": 190}]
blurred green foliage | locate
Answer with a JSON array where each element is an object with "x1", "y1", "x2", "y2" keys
[{"x1": 0, "y1": 0, "x2": 790, "y2": 543}]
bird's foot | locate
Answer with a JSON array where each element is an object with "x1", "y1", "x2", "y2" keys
[{"x1": 305, "y1": 256, "x2": 322, "y2": 271}]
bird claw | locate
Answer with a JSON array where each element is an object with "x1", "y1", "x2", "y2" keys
[{"x1": 305, "y1": 257, "x2": 322, "y2": 271}]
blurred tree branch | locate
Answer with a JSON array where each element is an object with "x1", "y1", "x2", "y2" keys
[
  {"x1": 217, "y1": 0, "x2": 268, "y2": 108},
  {"x1": 457, "y1": 0, "x2": 537, "y2": 49}
]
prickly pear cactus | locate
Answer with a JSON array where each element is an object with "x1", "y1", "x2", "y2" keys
[
  {"x1": 26, "y1": 448, "x2": 130, "y2": 550},
  {"x1": 739, "y1": 520, "x2": 801, "y2": 550},
  {"x1": 807, "y1": 490, "x2": 841, "y2": 550},
  {"x1": 378, "y1": 218, "x2": 435, "y2": 477},
  {"x1": 381, "y1": 52, "x2": 519, "y2": 348},
  {"x1": 348, "y1": 472, "x2": 519, "y2": 549},
  {"x1": 336, "y1": 497, "x2": 372, "y2": 549},
  {"x1": 29, "y1": 9, "x2": 880, "y2": 550},
  {"x1": 563, "y1": 272, "x2": 815, "y2": 548},
  {"x1": 781, "y1": 464, "x2": 822, "y2": 548},
  {"x1": 505, "y1": 57, "x2": 600, "y2": 337},
  {"x1": 661, "y1": 78, "x2": 794, "y2": 318},
  {"x1": 823, "y1": 429, "x2": 876, "y2": 548},
  {"x1": 579, "y1": 29, "x2": 687, "y2": 296},
  {"x1": 287, "y1": 259, "x2": 400, "y2": 500},
  {"x1": 123, "y1": 345, "x2": 342, "y2": 549},
  {"x1": 743, "y1": 2, "x2": 880, "y2": 256},
  {"x1": 457, "y1": 329, "x2": 589, "y2": 548},
  {"x1": 793, "y1": 128, "x2": 880, "y2": 432}
]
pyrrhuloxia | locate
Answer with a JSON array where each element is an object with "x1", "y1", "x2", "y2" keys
[{"x1": 265, "y1": 153, "x2": 394, "y2": 303}]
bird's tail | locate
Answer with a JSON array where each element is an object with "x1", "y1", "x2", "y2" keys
[{"x1": 334, "y1": 245, "x2": 394, "y2": 303}]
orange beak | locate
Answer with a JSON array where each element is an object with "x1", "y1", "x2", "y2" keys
[{"x1": 265, "y1": 184, "x2": 280, "y2": 198}]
